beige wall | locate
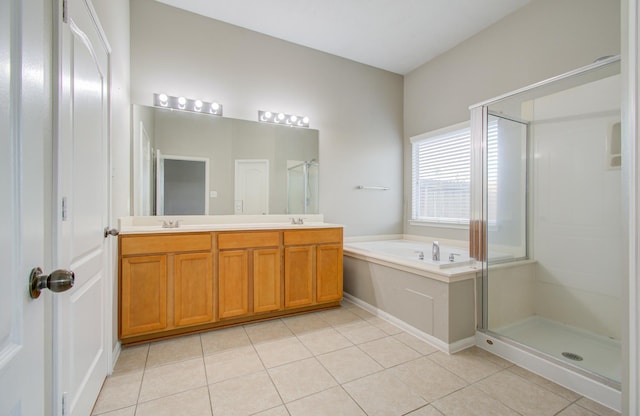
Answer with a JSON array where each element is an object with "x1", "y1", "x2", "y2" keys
[
  {"x1": 404, "y1": 0, "x2": 621, "y2": 239},
  {"x1": 130, "y1": 0, "x2": 404, "y2": 237}
]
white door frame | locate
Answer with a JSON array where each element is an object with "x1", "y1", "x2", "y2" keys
[{"x1": 623, "y1": 1, "x2": 639, "y2": 414}]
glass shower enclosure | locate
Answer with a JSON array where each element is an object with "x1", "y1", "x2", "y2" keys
[
  {"x1": 470, "y1": 56, "x2": 622, "y2": 410},
  {"x1": 287, "y1": 159, "x2": 319, "y2": 214}
]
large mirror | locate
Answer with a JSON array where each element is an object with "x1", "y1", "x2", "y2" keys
[{"x1": 132, "y1": 105, "x2": 319, "y2": 216}]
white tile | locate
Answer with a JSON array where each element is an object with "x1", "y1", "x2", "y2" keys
[
  {"x1": 557, "y1": 404, "x2": 600, "y2": 416},
  {"x1": 244, "y1": 319, "x2": 294, "y2": 344},
  {"x1": 359, "y1": 336, "x2": 421, "y2": 368},
  {"x1": 135, "y1": 387, "x2": 212, "y2": 416},
  {"x1": 508, "y1": 365, "x2": 581, "y2": 401},
  {"x1": 201, "y1": 326, "x2": 251, "y2": 355},
  {"x1": 390, "y1": 357, "x2": 467, "y2": 403},
  {"x1": 204, "y1": 345, "x2": 264, "y2": 384},
  {"x1": 268, "y1": 358, "x2": 337, "y2": 403},
  {"x1": 296, "y1": 328, "x2": 353, "y2": 355},
  {"x1": 316, "y1": 308, "x2": 363, "y2": 327},
  {"x1": 317, "y1": 346, "x2": 383, "y2": 383},
  {"x1": 575, "y1": 397, "x2": 621, "y2": 416},
  {"x1": 428, "y1": 347, "x2": 504, "y2": 383},
  {"x1": 91, "y1": 371, "x2": 143, "y2": 415},
  {"x1": 405, "y1": 406, "x2": 445, "y2": 416},
  {"x1": 475, "y1": 370, "x2": 570, "y2": 416},
  {"x1": 335, "y1": 322, "x2": 387, "y2": 344},
  {"x1": 209, "y1": 371, "x2": 282, "y2": 416},
  {"x1": 432, "y1": 385, "x2": 519, "y2": 415},
  {"x1": 92, "y1": 406, "x2": 136, "y2": 416},
  {"x1": 286, "y1": 386, "x2": 365, "y2": 416},
  {"x1": 112, "y1": 344, "x2": 149, "y2": 375},
  {"x1": 146, "y1": 334, "x2": 203, "y2": 368},
  {"x1": 343, "y1": 370, "x2": 426, "y2": 416},
  {"x1": 393, "y1": 333, "x2": 438, "y2": 355},
  {"x1": 252, "y1": 405, "x2": 290, "y2": 416},
  {"x1": 138, "y1": 358, "x2": 207, "y2": 403},
  {"x1": 282, "y1": 313, "x2": 331, "y2": 335},
  {"x1": 254, "y1": 337, "x2": 312, "y2": 368}
]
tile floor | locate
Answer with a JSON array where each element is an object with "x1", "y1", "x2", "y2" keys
[{"x1": 92, "y1": 301, "x2": 621, "y2": 416}]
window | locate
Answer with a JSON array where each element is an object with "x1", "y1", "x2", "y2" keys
[
  {"x1": 411, "y1": 122, "x2": 471, "y2": 225},
  {"x1": 411, "y1": 121, "x2": 497, "y2": 226}
]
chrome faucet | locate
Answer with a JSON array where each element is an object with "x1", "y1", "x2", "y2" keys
[
  {"x1": 414, "y1": 250, "x2": 424, "y2": 260},
  {"x1": 432, "y1": 241, "x2": 440, "y2": 261},
  {"x1": 161, "y1": 219, "x2": 181, "y2": 228}
]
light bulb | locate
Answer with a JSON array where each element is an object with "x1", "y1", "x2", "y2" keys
[
  {"x1": 302, "y1": 116, "x2": 309, "y2": 125},
  {"x1": 210, "y1": 103, "x2": 220, "y2": 113},
  {"x1": 177, "y1": 96, "x2": 186, "y2": 109},
  {"x1": 194, "y1": 99, "x2": 203, "y2": 111},
  {"x1": 158, "y1": 93, "x2": 168, "y2": 106},
  {"x1": 290, "y1": 115, "x2": 298, "y2": 123},
  {"x1": 277, "y1": 113, "x2": 285, "y2": 121}
]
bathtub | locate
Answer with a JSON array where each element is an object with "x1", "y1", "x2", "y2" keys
[
  {"x1": 343, "y1": 237, "x2": 480, "y2": 353},
  {"x1": 344, "y1": 239, "x2": 474, "y2": 271}
]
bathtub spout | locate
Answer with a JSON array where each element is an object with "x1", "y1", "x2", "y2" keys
[{"x1": 432, "y1": 241, "x2": 440, "y2": 261}]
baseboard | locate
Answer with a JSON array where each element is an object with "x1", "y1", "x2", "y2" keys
[{"x1": 110, "y1": 341, "x2": 121, "y2": 375}]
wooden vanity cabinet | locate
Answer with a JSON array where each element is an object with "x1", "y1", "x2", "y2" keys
[
  {"x1": 119, "y1": 227, "x2": 342, "y2": 344},
  {"x1": 120, "y1": 255, "x2": 167, "y2": 337},
  {"x1": 284, "y1": 228, "x2": 343, "y2": 308},
  {"x1": 217, "y1": 231, "x2": 282, "y2": 319},
  {"x1": 119, "y1": 233, "x2": 213, "y2": 339}
]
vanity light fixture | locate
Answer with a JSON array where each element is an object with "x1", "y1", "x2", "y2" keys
[
  {"x1": 259, "y1": 110, "x2": 309, "y2": 128},
  {"x1": 153, "y1": 93, "x2": 223, "y2": 116}
]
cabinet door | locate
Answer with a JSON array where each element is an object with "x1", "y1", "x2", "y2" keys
[
  {"x1": 316, "y1": 244, "x2": 343, "y2": 303},
  {"x1": 174, "y1": 252, "x2": 214, "y2": 327},
  {"x1": 253, "y1": 248, "x2": 282, "y2": 313},
  {"x1": 120, "y1": 255, "x2": 167, "y2": 337},
  {"x1": 284, "y1": 246, "x2": 314, "y2": 308},
  {"x1": 218, "y1": 250, "x2": 249, "y2": 319}
]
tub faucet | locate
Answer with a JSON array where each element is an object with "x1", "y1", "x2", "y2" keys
[
  {"x1": 432, "y1": 241, "x2": 440, "y2": 261},
  {"x1": 414, "y1": 251, "x2": 424, "y2": 260}
]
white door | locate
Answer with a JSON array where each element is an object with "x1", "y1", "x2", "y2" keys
[
  {"x1": 235, "y1": 159, "x2": 269, "y2": 214},
  {"x1": 55, "y1": 0, "x2": 111, "y2": 414},
  {"x1": 0, "y1": 0, "x2": 48, "y2": 413}
]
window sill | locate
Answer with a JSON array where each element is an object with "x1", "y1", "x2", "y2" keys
[{"x1": 408, "y1": 220, "x2": 469, "y2": 230}]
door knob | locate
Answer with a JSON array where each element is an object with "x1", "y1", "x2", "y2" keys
[
  {"x1": 29, "y1": 267, "x2": 75, "y2": 299},
  {"x1": 104, "y1": 227, "x2": 119, "y2": 238}
]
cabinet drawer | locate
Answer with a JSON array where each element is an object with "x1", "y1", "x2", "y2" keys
[
  {"x1": 121, "y1": 233, "x2": 212, "y2": 256},
  {"x1": 284, "y1": 228, "x2": 342, "y2": 246},
  {"x1": 218, "y1": 231, "x2": 280, "y2": 249}
]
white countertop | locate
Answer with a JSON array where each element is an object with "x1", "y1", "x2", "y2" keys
[{"x1": 118, "y1": 214, "x2": 342, "y2": 234}]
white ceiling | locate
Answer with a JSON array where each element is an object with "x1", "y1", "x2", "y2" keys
[{"x1": 155, "y1": 0, "x2": 530, "y2": 74}]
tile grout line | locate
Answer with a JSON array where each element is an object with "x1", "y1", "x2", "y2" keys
[{"x1": 199, "y1": 334, "x2": 216, "y2": 416}]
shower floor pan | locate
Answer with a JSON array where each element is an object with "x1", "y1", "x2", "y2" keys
[{"x1": 493, "y1": 316, "x2": 621, "y2": 384}]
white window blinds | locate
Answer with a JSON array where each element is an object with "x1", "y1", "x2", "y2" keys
[
  {"x1": 411, "y1": 121, "x2": 497, "y2": 225},
  {"x1": 411, "y1": 124, "x2": 470, "y2": 224}
]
